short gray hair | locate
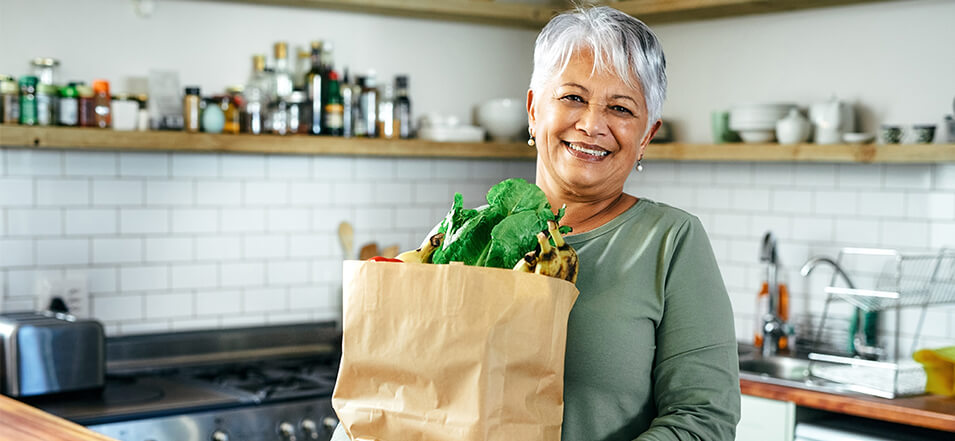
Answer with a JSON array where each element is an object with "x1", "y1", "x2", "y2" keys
[{"x1": 530, "y1": 6, "x2": 667, "y2": 125}]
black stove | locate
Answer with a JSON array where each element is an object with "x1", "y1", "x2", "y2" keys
[{"x1": 26, "y1": 323, "x2": 341, "y2": 441}]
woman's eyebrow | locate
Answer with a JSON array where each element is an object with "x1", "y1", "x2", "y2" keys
[
  {"x1": 560, "y1": 82, "x2": 588, "y2": 91},
  {"x1": 611, "y1": 95, "x2": 638, "y2": 106}
]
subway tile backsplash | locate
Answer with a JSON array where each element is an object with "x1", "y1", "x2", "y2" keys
[{"x1": 1, "y1": 148, "x2": 953, "y2": 358}]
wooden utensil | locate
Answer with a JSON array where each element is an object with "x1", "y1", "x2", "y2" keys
[
  {"x1": 381, "y1": 245, "x2": 401, "y2": 259},
  {"x1": 359, "y1": 243, "x2": 380, "y2": 260},
  {"x1": 338, "y1": 222, "x2": 354, "y2": 259}
]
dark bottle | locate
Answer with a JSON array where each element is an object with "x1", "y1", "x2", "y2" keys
[
  {"x1": 76, "y1": 84, "x2": 96, "y2": 127},
  {"x1": 306, "y1": 41, "x2": 324, "y2": 135},
  {"x1": 323, "y1": 70, "x2": 344, "y2": 136},
  {"x1": 395, "y1": 75, "x2": 412, "y2": 139},
  {"x1": 18, "y1": 76, "x2": 38, "y2": 126}
]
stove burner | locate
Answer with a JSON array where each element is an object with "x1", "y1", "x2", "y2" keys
[{"x1": 185, "y1": 362, "x2": 338, "y2": 402}]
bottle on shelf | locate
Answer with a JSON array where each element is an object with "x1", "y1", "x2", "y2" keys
[
  {"x1": 36, "y1": 84, "x2": 57, "y2": 126},
  {"x1": 223, "y1": 86, "x2": 243, "y2": 134},
  {"x1": 183, "y1": 86, "x2": 201, "y2": 133},
  {"x1": 242, "y1": 54, "x2": 270, "y2": 135},
  {"x1": 324, "y1": 70, "x2": 344, "y2": 136},
  {"x1": 358, "y1": 72, "x2": 378, "y2": 138},
  {"x1": 18, "y1": 76, "x2": 38, "y2": 126},
  {"x1": 57, "y1": 85, "x2": 79, "y2": 126},
  {"x1": 91, "y1": 79, "x2": 112, "y2": 128},
  {"x1": 76, "y1": 84, "x2": 95, "y2": 128},
  {"x1": 319, "y1": 42, "x2": 334, "y2": 133},
  {"x1": 306, "y1": 41, "x2": 324, "y2": 135},
  {"x1": 272, "y1": 41, "x2": 294, "y2": 100},
  {"x1": 377, "y1": 82, "x2": 396, "y2": 139},
  {"x1": 395, "y1": 75, "x2": 412, "y2": 139},
  {"x1": 340, "y1": 69, "x2": 353, "y2": 138},
  {"x1": 1, "y1": 77, "x2": 19, "y2": 124}
]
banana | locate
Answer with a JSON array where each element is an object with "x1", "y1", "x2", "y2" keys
[
  {"x1": 511, "y1": 221, "x2": 577, "y2": 283},
  {"x1": 395, "y1": 233, "x2": 446, "y2": 263},
  {"x1": 512, "y1": 250, "x2": 537, "y2": 273},
  {"x1": 547, "y1": 220, "x2": 578, "y2": 283}
]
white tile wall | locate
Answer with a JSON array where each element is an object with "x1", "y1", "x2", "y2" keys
[
  {"x1": 627, "y1": 160, "x2": 955, "y2": 358},
  {"x1": 4, "y1": 148, "x2": 953, "y2": 356}
]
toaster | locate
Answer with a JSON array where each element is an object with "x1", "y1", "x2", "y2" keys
[{"x1": 0, "y1": 311, "x2": 105, "y2": 397}]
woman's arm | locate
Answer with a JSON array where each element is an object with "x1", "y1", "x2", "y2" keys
[{"x1": 636, "y1": 217, "x2": 741, "y2": 441}]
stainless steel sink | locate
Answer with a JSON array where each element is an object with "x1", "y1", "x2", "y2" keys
[{"x1": 738, "y1": 353, "x2": 852, "y2": 394}]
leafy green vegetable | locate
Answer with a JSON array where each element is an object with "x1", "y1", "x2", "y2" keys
[{"x1": 431, "y1": 178, "x2": 569, "y2": 269}]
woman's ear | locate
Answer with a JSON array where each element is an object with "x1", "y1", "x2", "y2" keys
[
  {"x1": 641, "y1": 120, "x2": 662, "y2": 147},
  {"x1": 526, "y1": 89, "x2": 536, "y2": 133}
]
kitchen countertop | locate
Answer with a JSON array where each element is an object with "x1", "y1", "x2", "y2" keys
[
  {"x1": 741, "y1": 378, "x2": 955, "y2": 432},
  {"x1": 0, "y1": 394, "x2": 115, "y2": 441}
]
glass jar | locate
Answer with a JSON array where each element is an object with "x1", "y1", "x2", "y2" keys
[
  {"x1": 1, "y1": 78, "x2": 19, "y2": 124},
  {"x1": 76, "y1": 84, "x2": 96, "y2": 127},
  {"x1": 223, "y1": 86, "x2": 242, "y2": 134},
  {"x1": 92, "y1": 79, "x2": 111, "y2": 128},
  {"x1": 111, "y1": 93, "x2": 139, "y2": 131},
  {"x1": 287, "y1": 90, "x2": 310, "y2": 135},
  {"x1": 19, "y1": 76, "x2": 39, "y2": 126},
  {"x1": 36, "y1": 83, "x2": 58, "y2": 126},
  {"x1": 270, "y1": 98, "x2": 289, "y2": 135},
  {"x1": 31, "y1": 58, "x2": 59, "y2": 86},
  {"x1": 58, "y1": 85, "x2": 79, "y2": 126}
]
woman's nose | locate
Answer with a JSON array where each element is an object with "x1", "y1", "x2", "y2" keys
[{"x1": 575, "y1": 104, "x2": 609, "y2": 137}]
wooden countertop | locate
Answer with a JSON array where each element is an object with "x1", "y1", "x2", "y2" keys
[
  {"x1": 741, "y1": 378, "x2": 955, "y2": 432},
  {"x1": 0, "y1": 394, "x2": 115, "y2": 441}
]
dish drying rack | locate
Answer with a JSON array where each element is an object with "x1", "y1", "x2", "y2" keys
[{"x1": 807, "y1": 247, "x2": 955, "y2": 399}]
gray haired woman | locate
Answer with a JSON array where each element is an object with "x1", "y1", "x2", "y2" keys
[
  {"x1": 526, "y1": 6, "x2": 739, "y2": 440},
  {"x1": 333, "y1": 6, "x2": 739, "y2": 440}
]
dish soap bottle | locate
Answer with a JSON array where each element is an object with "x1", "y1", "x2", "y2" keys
[{"x1": 753, "y1": 232, "x2": 790, "y2": 350}]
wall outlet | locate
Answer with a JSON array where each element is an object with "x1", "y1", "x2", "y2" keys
[{"x1": 35, "y1": 276, "x2": 90, "y2": 318}]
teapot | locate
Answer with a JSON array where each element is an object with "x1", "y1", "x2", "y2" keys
[{"x1": 809, "y1": 96, "x2": 855, "y2": 145}]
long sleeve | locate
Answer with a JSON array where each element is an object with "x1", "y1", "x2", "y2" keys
[{"x1": 635, "y1": 217, "x2": 740, "y2": 441}]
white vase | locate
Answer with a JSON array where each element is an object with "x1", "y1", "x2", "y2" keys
[{"x1": 775, "y1": 108, "x2": 811, "y2": 145}]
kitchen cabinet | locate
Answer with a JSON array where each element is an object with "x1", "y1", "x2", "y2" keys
[
  {"x1": 3, "y1": 126, "x2": 954, "y2": 163},
  {"x1": 218, "y1": 0, "x2": 895, "y2": 27},
  {"x1": 738, "y1": 395, "x2": 796, "y2": 441}
]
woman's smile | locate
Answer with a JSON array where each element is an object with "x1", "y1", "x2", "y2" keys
[{"x1": 563, "y1": 140, "x2": 610, "y2": 160}]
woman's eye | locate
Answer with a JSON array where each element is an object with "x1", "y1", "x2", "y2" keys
[
  {"x1": 611, "y1": 105, "x2": 634, "y2": 116},
  {"x1": 560, "y1": 94, "x2": 584, "y2": 103}
]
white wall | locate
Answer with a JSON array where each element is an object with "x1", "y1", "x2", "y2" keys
[
  {"x1": 653, "y1": 0, "x2": 955, "y2": 142},
  {"x1": 0, "y1": 0, "x2": 537, "y2": 125}
]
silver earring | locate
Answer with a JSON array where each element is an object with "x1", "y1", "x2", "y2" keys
[
  {"x1": 636, "y1": 160, "x2": 643, "y2": 172},
  {"x1": 527, "y1": 137, "x2": 535, "y2": 147}
]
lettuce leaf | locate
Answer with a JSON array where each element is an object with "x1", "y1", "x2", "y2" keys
[{"x1": 431, "y1": 178, "x2": 569, "y2": 269}]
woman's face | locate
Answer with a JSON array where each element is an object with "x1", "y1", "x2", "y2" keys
[{"x1": 528, "y1": 50, "x2": 659, "y2": 201}]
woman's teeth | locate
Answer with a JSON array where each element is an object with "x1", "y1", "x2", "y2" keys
[{"x1": 566, "y1": 142, "x2": 608, "y2": 157}]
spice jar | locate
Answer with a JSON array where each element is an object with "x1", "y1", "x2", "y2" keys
[
  {"x1": 92, "y1": 79, "x2": 112, "y2": 128},
  {"x1": 111, "y1": 93, "x2": 139, "y2": 131},
  {"x1": 31, "y1": 58, "x2": 59, "y2": 86},
  {"x1": 287, "y1": 91, "x2": 309, "y2": 134},
  {"x1": 36, "y1": 84, "x2": 57, "y2": 126},
  {"x1": 19, "y1": 76, "x2": 39, "y2": 126},
  {"x1": 183, "y1": 86, "x2": 201, "y2": 132},
  {"x1": 58, "y1": 85, "x2": 79, "y2": 126},
  {"x1": 1, "y1": 78, "x2": 19, "y2": 124},
  {"x1": 76, "y1": 84, "x2": 96, "y2": 127}
]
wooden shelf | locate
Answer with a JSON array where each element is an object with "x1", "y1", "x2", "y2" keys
[
  {"x1": 0, "y1": 126, "x2": 536, "y2": 160},
  {"x1": 214, "y1": 0, "x2": 895, "y2": 28},
  {"x1": 2, "y1": 126, "x2": 952, "y2": 163}
]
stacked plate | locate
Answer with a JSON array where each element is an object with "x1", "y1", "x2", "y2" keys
[{"x1": 729, "y1": 103, "x2": 796, "y2": 143}]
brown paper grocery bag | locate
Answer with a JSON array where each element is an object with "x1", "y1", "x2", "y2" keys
[{"x1": 333, "y1": 260, "x2": 579, "y2": 441}]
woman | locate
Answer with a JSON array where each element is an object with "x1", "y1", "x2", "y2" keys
[
  {"x1": 333, "y1": 6, "x2": 739, "y2": 440},
  {"x1": 527, "y1": 6, "x2": 740, "y2": 440}
]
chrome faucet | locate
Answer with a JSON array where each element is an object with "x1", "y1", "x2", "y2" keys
[
  {"x1": 759, "y1": 232, "x2": 789, "y2": 357},
  {"x1": 800, "y1": 256, "x2": 882, "y2": 359}
]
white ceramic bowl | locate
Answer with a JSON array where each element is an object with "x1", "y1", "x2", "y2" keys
[
  {"x1": 738, "y1": 129, "x2": 776, "y2": 143},
  {"x1": 476, "y1": 98, "x2": 527, "y2": 142}
]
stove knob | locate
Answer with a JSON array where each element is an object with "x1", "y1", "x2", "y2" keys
[
  {"x1": 278, "y1": 421, "x2": 297, "y2": 441},
  {"x1": 322, "y1": 416, "x2": 339, "y2": 432},
  {"x1": 301, "y1": 419, "x2": 319, "y2": 440},
  {"x1": 210, "y1": 430, "x2": 229, "y2": 441}
]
